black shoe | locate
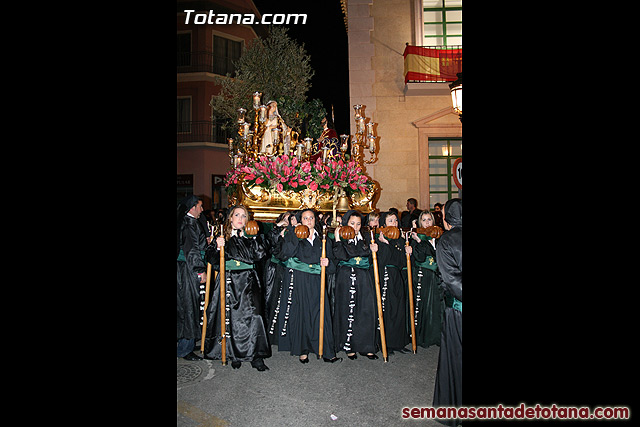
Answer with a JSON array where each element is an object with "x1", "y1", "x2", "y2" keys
[
  {"x1": 360, "y1": 352, "x2": 379, "y2": 360},
  {"x1": 347, "y1": 353, "x2": 357, "y2": 360},
  {"x1": 323, "y1": 356, "x2": 342, "y2": 363},
  {"x1": 182, "y1": 352, "x2": 203, "y2": 361},
  {"x1": 299, "y1": 356, "x2": 309, "y2": 364},
  {"x1": 251, "y1": 358, "x2": 269, "y2": 371},
  {"x1": 231, "y1": 361, "x2": 241, "y2": 369},
  {"x1": 396, "y1": 347, "x2": 410, "y2": 354}
]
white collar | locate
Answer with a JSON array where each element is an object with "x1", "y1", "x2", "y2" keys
[
  {"x1": 307, "y1": 229, "x2": 318, "y2": 244},
  {"x1": 348, "y1": 232, "x2": 363, "y2": 244}
]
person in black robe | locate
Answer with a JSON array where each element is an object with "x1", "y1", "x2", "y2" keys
[
  {"x1": 406, "y1": 211, "x2": 443, "y2": 348},
  {"x1": 203, "y1": 205, "x2": 270, "y2": 371},
  {"x1": 374, "y1": 211, "x2": 411, "y2": 354},
  {"x1": 177, "y1": 195, "x2": 208, "y2": 361},
  {"x1": 332, "y1": 210, "x2": 380, "y2": 360},
  {"x1": 432, "y1": 198, "x2": 462, "y2": 426},
  {"x1": 274, "y1": 209, "x2": 341, "y2": 363},
  {"x1": 262, "y1": 212, "x2": 291, "y2": 346}
]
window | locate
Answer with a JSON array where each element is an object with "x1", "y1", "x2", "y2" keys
[
  {"x1": 428, "y1": 137, "x2": 462, "y2": 208},
  {"x1": 177, "y1": 98, "x2": 191, "y2": 133},
  {"x1": 177, "y1": 33, "x2": 191, "y2": 66},
  {"x1": 423, "y1": 0, "x2": 462, "y2": 46},
  {"x1": 213, "y1": 35, "x2": 242, "y2": 76}
]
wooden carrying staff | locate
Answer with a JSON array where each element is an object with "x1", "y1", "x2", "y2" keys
[
  {"x1": 318, "y1": 226, "x2": 327, "y2": 358},
  {"x1": 219, "y1": 226, "x2": 227, "y2": 366},
  {"x1": 405, "y1": 233, "x2": 417, "y2": 354},
  {"x1": 200, "y1": 223, "x2": 217, "y2": 355},
  {"x1": 200, "y1": 261, "x2": 212, "y2": 354},
  {"x1": 370, "y1": 230, "x2": 388, "y2": 362}
]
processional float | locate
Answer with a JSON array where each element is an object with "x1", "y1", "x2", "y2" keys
[{"x1": 224, "y1": 92, "x2": 381, "y2": 222}]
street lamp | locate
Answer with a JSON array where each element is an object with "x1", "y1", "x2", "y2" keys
[{"x1": 449, "y1": 72, "x2": 462, "y2": 122}]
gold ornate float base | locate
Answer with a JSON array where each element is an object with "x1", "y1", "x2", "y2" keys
[{"x1": 231, "y1": 180, "x2": 380, "y2": 222}]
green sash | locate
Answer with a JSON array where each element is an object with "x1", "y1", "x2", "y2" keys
[
  {"x1": 225, "y1": 259, "x2": 254, "y2": 270},
  {"x1": 338, "y1": 256, "x2": 370, "y2": 269},
  {"x1": 283, "y1": 257, "x2": 322, "y2": 274},
  {"x1": 177, "y1": 249, "x2": 205, "y2": 262},
  {"x1": 445, "y1": 295, "x2": 462, "y2": 312},
  {"x1": 416, "y1": 255, "x2": 438, "y2": 271}
]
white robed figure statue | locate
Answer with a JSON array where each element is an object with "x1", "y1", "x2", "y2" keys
[{"x1": 261, "y1": 100, "x2": 291, "y2": 156}]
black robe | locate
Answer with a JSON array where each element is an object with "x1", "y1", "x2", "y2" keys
[
  {"x1": 203, "y1": 233, "x2": 270, "y2": 362},
  {"x1": 332, "y1": 235, "x2": 378, "y2": 355},
  {"x1": 374, "y1": 234, "x2": 410, "y2": 351},
  {"x1": 408, "y1": 235, "x2": 443, "y2": 348},
  {"x1": 433, "y1": 221, "x2": 462, "y2": 424},
  {"x1": 263, "y1": 224, "x2": 287, "y2": 346},
  {"x1": 177, "y1": 215, "x2": 208, "y2": 341},
  {"x1": 274, "y1": 226, "x2": 337, "y2": 358}
]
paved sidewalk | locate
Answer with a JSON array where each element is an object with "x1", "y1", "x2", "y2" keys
[{"x1": 177, "y1": 345, "x2": 442, "y2": 426}]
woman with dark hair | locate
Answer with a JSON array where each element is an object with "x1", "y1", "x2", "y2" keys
[
  {"x1": 203, "y1": 205, "x2": 270, "y2": 371},
  {"x1": 374, "y1": 210, "x2": 411, "y2": 354},
  {"x1": 332, "y1": 210, "x2": 380, "y2": 360},
  {"x1": 274, "y1": 209, "x2": 341, "y2": 363}
]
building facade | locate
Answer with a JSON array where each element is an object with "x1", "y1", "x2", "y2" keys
[
  {"x1": 177, "y1": 0, "x2": 265, "y2": 210},
  {"x1": 346, "y1": 0, "x2": 462, "y2": 212}
]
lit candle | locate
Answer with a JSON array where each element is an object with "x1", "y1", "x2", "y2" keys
[
  {"x1": 353, "y1": 104, "x2": 363, "y2": 120},
  {"x1": 340, "y1": 134, "x2": 350, "y2": 153},
  {"x1": 259, "y1": 105, "x2": 267, "y2": 123},
  {"x1": 366, "y1": 122, "x2": 375, "y2": 137},
  {"x1": 252, "y1": 92, "x2": 262, "y2": 110},
  {"x1": 304, "y1": 137, "x2": 313, "y2": 154},
  {"x1": 368, "y1": 136, "x2": 376, "y2": 153},
  {"x1": 237, "y1": 107, "x2": 246, "y2": 124}
]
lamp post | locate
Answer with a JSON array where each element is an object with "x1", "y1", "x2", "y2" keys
[{"x1": 449, "y1": 72, "x2": 462, "y2": 123}]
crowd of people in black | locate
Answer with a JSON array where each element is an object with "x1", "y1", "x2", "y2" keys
[{"x1": 178, "y1": 195, "x2": 462, "y2": 417}]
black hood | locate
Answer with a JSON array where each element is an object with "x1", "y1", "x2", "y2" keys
[{"x1": 444, "y1": 198, "x2": 462, "y2": 228}]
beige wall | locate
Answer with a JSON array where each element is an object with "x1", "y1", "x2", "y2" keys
[{"x1": 348, "y1": 0, "x2": 461, "y2": 213}]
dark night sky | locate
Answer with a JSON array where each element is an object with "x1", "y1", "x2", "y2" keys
[{"x1": 250, "y1": 0, "x2": 351, "y2": 135}]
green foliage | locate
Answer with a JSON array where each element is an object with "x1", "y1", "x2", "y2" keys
[{"x1": 210, "y1": 26, "x2": 325, "y2": 138}]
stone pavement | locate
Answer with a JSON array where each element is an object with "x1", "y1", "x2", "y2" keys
[{"x1": 177, "y1": 344, "x2": 442, "y2": 426}]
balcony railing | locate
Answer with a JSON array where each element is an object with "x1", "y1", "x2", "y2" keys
[
  {"x1": 177, "y1": 121, "x2": 235, "y2": 144},
  {"x1": 177, "y1": 51, "x2": 237, "y2": 76},
  {"x1": 403, "y1": 45, "x2": 462, "y2": 83}
]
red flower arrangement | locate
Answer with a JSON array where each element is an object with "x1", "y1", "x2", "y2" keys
[{"x1": 224, "y1": 155, "x2": 373, "y2": 196}]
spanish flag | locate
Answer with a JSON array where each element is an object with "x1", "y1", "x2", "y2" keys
[{"x1": 403, "y1": 45, "x2": 462, "y2": 83}]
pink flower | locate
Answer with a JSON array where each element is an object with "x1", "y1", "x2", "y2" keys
[
  {"x1": 245, "y1": 173, "x2": 255, "y2": 181},
  {"x1": 320, "y1": 184, "x2": 330, "y2": 190},
  {"x1": 277, "y1": 183, "x2": 283, "y2": 192},
  {"x1": 301, "y1": 161, "x2": 311, "y2": 173},
  {"x1": 255, "y1": 177, "x2": 264, "y2": 185},
  {"x1": 291, "y1": 157, "x2": 298, "y2": 167},
  {"x1": 290, "y1": 180, "x2": 298, "y2": 188},
  {"x1": 309, "y1": 181, "x2": 318, "y2": 191},
  {"x1": 350, "y1": 182, "x2": 358, "y2": 190}
]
